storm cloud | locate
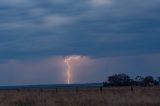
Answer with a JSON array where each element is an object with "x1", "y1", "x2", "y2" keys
[
  {"x1": 0, "y1": 0, "x2": 160, "y2": 85},
  {"x1": 0, "y1": 0, "x2": 160, "y2": 60}
]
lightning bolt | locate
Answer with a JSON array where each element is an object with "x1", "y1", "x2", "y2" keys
[{"x1": 64, "y1": 55, "x2": 81, "y2": 84}]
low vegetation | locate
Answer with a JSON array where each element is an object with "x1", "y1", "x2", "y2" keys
[
  {"x1": 0, "y1": 86, "x2": 160, "y2": 106},
  {"x1": 0, "y1": 73, "x2": 160, "y2": 106}
]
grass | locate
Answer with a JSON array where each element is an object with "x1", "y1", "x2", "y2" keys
[{"x1": 0, "y1": 86, "x2": 160, "y2": 106}]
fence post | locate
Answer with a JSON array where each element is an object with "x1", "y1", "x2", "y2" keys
[
  {"x1": 131, "y1": 85, "x2": 134, "y2": 93},
  {"x1": 56, "y1": 88, "x2": 58, "y2": 93},
  {"x1": 100, "y1": 86, "x2": 103, "y2": 93},
  {"x1": 76, "y1": 88, "x2": 79, "y2": 94}
]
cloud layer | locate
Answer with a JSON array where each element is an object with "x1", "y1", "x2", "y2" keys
[
  {"x1": 0, "y1": 0, "x2": 160, "y2": 61},
  {"x1": 0, "y1": 0, "x2": 160, "y2": 85}
]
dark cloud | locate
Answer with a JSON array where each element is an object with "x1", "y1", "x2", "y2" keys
[
  {"x1": 0, "y1": 0, "x2": 160, "y2": 85},
  {"x1": 0, "y1": 0, "x2": 160, "y2": 61}
]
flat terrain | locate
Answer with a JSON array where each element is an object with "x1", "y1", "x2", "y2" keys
[{"x1": 0, "y1": 86, "x2": 160, "y2": 106}]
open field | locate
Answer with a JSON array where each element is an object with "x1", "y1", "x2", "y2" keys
[{"x1": 0, "y1": 86, "x2": 160, "y2": 106}]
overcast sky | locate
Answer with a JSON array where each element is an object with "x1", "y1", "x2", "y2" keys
[{"x1": 0, "y1": 0, "x2": 160, "y2": 85}]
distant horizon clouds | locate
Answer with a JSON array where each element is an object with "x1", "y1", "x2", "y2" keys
[{"x1": 0, "y1": 54, "x2": 160, "y2": 86}]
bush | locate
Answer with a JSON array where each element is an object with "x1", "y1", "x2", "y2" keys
[
  {"x1": 107, "y1": 73, "x2": 131, "y2": 86},
  {"x1": 143, "y1": 76, "x2": 154, "y2": 86}
]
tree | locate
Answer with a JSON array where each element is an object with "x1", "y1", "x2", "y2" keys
[
  {"x1": 108, "y1": 73, "x2": 131, "y2": 86},
  {"x1": 158, "y1": 77, "x2": 160, "y2": 84},
  {"x1": 143, "y1": 76, "x2": 154, "y2": 86},
  {"x1": 153, "y1": 80, "x2": 159, "y2": 85}
]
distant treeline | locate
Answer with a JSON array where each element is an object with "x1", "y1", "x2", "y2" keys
[{"x1": 103, "y1": 73, "x2": 160, "y2": 87}]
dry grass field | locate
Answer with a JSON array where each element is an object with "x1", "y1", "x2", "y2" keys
[{"x1": 0, "y1": 86, "x2": 160, "y2": 106}]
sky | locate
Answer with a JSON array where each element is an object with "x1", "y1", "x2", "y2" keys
[{"x1": 0, "y1": 0, "x2": 160, "y2": 85}]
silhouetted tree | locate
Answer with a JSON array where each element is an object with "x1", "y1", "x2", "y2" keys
[
  {"x1": 153, "y1": 80, "x2": 159, "y2": 85},
  {"x1": 103, "y1": 82, "x2": 108, "y2": 87},
  {"x1": 108, "y1": 73, "x2": 131, "y2": 86},
  {"x1": 158, "y1": 77, "x2": 160, "y2": 84},
  {"x1": 103, "y1": 74, "x2": 160, "y2": 87},
  {"x1": 143, "y1": 76, "x2": 154, "y2": 86}
]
